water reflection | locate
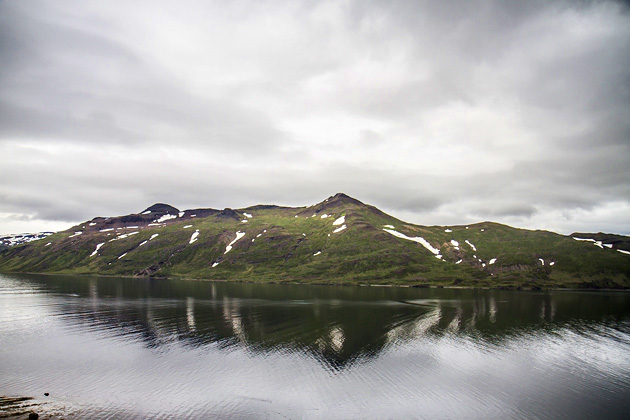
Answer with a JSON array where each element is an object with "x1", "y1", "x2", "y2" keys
[
  {"x1": 1, "y1": 274, "x2": 630, "y2": 419},
  {"x1": 5, "y1": 274, "x2": 630, "y2": 370}
]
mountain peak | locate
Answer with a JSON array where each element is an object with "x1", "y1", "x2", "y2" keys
[
  {"x1": 141, "y1": 203, "x2": 179, "y2": 215},
  {"x1": 325, "y1": 193, "x2": 364, "y2": 206},
  {"x1": 302, "y1": 193, "x2": 367, "y2": 215}
]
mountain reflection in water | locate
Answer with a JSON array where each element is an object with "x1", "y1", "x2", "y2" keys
[
  {"x1": 1, "y1": 274, "x2": 629, "y2": 419},
  {"x1": 10, "y1": 274, "x2": 630, "y2": 369}
]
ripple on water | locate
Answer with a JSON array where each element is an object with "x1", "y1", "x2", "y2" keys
[{"x1": 1, "y1": 274, "x2": 630, "y2": 419}]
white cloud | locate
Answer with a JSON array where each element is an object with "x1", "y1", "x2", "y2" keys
[{"x1": 0, "y1": 0, "x2": 629, "y2": 235}]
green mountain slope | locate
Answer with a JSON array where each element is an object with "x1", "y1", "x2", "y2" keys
[{"x1": 1, "y1": 193, "x2": 629, "y2": 289}]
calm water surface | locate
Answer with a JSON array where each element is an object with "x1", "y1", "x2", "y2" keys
[{"x1": 1, "y1": 273, "x2": 629, "y2": 419}]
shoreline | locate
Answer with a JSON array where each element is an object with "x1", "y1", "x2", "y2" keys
[{"x1": 2, "y1": 270, "x2": 629, "y2": 292}]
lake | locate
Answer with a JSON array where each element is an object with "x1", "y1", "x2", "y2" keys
[{"x1": 1, "y1": 273, "x2": 629, "y2": 419}]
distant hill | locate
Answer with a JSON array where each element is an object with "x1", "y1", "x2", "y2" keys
[
  {"x1": 570, "y1": 232, "x2": 630, "y2": 254},
  {"x1": 0, "y1": 232, "x2": 54, "y2": 251},
  {"x1": 1, "y1": 193, "x2": 629, "y2": 289}
]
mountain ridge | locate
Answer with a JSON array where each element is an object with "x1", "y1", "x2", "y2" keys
[{"x1": 1, "y1": 193, "x2": 629, "y2": 289}]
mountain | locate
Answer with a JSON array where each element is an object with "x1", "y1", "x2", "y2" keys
[
  {"x1": 0, "y1": 232, "x2": 55, "y2": 251},
  {"x1": 1, "y1": 193, "x2": 629, "y2": 289}
]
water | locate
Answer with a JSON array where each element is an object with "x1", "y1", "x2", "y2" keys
[{"x1": 1, "y1": 273, "x2": 629, "y2": 419}]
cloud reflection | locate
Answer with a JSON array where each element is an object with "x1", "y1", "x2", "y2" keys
[{"x1": 10, "y1": 274, "x2": 629, "y2": 371}]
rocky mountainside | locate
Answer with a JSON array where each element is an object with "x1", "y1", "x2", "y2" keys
[{"x1": 1, "y1": 193, "x2": 629, "y2": 289}]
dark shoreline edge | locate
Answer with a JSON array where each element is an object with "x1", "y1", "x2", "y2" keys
[{"x1": 2, "y1": 270, "x2": 629, "y2": 292}]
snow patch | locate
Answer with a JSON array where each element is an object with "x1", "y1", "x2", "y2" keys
[
  {"x1": 333, "y1": 215, "x2": 345, "y2": 226},
  {"x1": 444, "y1": 229, "x2": 452, "y2": 233},
  {"x1": 225, "y1": 231, "x2": 246, "y2": 254},
  {"x1": 141, "y1": 210, "x2": 151, "y2": 215},
  {"x1": 465, "y1": 240, "x2": 477, "y2": 251},
  {"x1": 489, "y1": 258, "x2": 497, "y2": 265},
  {"x1": 313, "y1": 251, "x2": 322, "y2": 256},
  {"x1": 333, "y1": 225, "x2": 347, "y2": 234},
  {"x1": 109, "y1": 231, "x2": 139, "y2": 242},
  {"x1": 604, "y1": 244, "x2": 613, "y2": 249},
  {"x1": 241, "y1": 220, "x2": 248, "y2": 223},
  {"x1": 573, "y1": 237, "x2": 595, "y2": 242},
  {"x1": 68, "y1": 232, "x2": 82, "y2": 238},
  {"x1": 455, "y1": 259, "x2": 462, "y2": 264},
  {"x1": 383, "y1": 229, "x2": 440, "y2": 255},
  {"x1": 118, "y1": 253, "x2": 127, "y2": 260},
  {"x1": 89, "y1": 222, "x2": 97, "y2": 226},
  {"x1": 450, "y1": 239, "x2": 459, "y2": 247},
  {"x1": 618, "y1": 249, "x2": 630, "y2": 255},
  {"x1": 150, "y1": 234, "x2": 159, "y2": 240},
  {"x1": 212, "y1": 262, "x2": 219, "y2": 268},
  {"x1": 384, "y1": 225, "x2": 395, "y2": 229},
  {"x1": 320, "y1": 214, "x2": 330, "y2": 219},
  {"x1": 549, "y1": 261, "x2": 556, "y2": 266},
  {"x1": 189, "y1": 229, "x2": 199, "y2": 244},
  {"x1": 138, "y1": 240, "x2": 148, "y2": 247},
  {"x1": 243, "y1": 212, "x2": 252, "y2": 218},
  {"x1": 256, "y1": 233, "x2": 262, "y2": 238},
  {"x1": 183, "y1": 225, "x2": 193, "y2": 229},
  {"x1": 45, "y1": 242, "x2": 51, "y2": 247},
  {"x1": 90, "y1": 243, "x2": 105, "y2": 257},
  {"x1": 178, "y1": 212, "x2": 185, "y2": 218},
  {"x1": 155, "y1": 214, "x2": 177, "y2": 223},
  {"x1": 538, "y1": 258, "x2": 545, "y2": 265}
]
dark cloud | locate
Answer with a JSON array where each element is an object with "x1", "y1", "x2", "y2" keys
[
  {"x1": 0, "y1": 1, "x2": 287, "y2": 155},
  {"x1": 0, "y1": 0, "x2": 629, "y2": 235}
]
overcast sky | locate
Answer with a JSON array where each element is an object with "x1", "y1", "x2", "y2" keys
[{"x1": 1, "y1": 0, "x2": 629, "y2": 236}]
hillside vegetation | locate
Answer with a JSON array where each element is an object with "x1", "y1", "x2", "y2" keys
[{"x1": 1, "y1": 193, "x2": 629, "y2": 289}]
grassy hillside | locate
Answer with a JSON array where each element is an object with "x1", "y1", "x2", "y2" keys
[{"x1": 1, "y1": 193, "x2": 629, "y2": 289}]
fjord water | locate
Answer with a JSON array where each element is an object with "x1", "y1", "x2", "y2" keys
[{"x1": 1, "y1": 274, "x2": 629, "y2": 419}]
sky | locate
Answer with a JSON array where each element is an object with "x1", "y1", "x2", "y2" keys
[{"x1": 1, "y1": 0, "x2": 629, "y2": 236}]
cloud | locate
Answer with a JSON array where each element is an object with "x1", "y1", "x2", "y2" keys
[
  {"x1": 0, "y1": 0, "x2": 629, "y2": 235},
  {"x1": 0, "y1": 1, "x2": 288, "y2": 155}
]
